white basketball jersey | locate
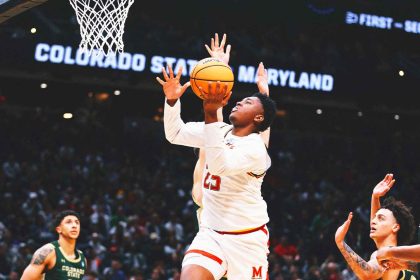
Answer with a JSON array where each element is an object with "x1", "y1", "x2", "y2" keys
[
  {"x1": 200, "y1": 128, "x2": 270, "y2": 231},
  {"x1": 164, "y1": 99, "x2": 271, "y2": 231}
]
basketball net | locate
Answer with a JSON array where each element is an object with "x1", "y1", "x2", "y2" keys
[{"x1": 69, "y1": 0, "x2": 134, "y2": 56}]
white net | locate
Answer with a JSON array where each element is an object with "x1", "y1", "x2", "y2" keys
[{"x1": 69, "y1": 0, "x2": 134, "y2": 56}]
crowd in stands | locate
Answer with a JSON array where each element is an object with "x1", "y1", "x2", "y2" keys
[{"x1": 0, "y1": 95, "x2": 419, "y2": 280}]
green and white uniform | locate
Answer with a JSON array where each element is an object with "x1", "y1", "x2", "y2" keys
[
  {"x1": 44, "y1": 241, "x2": 86, "y2": 280},
  {"x1": 398, "y1": 270, "x2": 419, "y2": 280}
]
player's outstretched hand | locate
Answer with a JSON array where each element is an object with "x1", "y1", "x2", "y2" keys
[
  {"x1": 256, "y1": 62, "x2": 269, "y2": 96},
  {"x1": 156, "y1": 65, "x2": 190, "y2": 102},
  {"x1": 205, "y1": 33, "x2": 231, "y2": 65},
  {"x1": 201, "y1": 81, "x2": 232, "y2": 113},
  {"x1": 335, "y1": 212, "x2": 353, "y2": 245},
  {"x1": 372, "y1": 174, "x2": 395, "y2": 199}
]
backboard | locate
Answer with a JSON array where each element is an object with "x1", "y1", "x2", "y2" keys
[{"x1": 0, "y1": 0, "x2": 48, "y2": 23}]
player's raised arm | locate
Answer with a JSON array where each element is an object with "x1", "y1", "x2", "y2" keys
[
  {"x1": 335, "y1": 212, "x2": 385, "y2": 280},
  {"x1": 256, "y1": 62, "x2": 271, "y2": 148},
  {"x1": 21, "y1": 244, "x2": 55, "y2": 280},
  {"x1": 156, "y1": 65, "x2": 190, "y2": 106},
  {"x1": 205, "y1": 33, "x2": 233, "y2": 122},
  {"x1": 371, "y1": 174, "x2": 395, "y2": 223},
  {"x1": 158, "y1": 65, "x2": 206, "y2": 148}
]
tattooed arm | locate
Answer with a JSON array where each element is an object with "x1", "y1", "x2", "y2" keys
[
  {"x1": 21, "y1": 244, "x2": 55, "y2": 280},
  {"x1": 335, "y1": 212, "x2": 385, "y2": 280},
  {"x1": 338, "y1": 243, "x2": 384, "y2": 279}
]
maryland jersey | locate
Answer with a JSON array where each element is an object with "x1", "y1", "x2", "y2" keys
[
  {"x1": 164, "y1": 100, "x2": 271, "y2": 231},
  {"x1": 45, "y1": 241, "x2": 86, "y2": 280}
]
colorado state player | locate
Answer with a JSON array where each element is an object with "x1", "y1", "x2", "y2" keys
[{"x1": 21, "y1": 210, "x2": 86, "y2": 280}]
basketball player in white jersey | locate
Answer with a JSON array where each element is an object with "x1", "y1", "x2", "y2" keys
[
  {"x1": 156, "y1": 39, "x2": 277, "y2": 279},
  {"x1": 193, "y1": 34, "x2": 271, "y2": 219}
]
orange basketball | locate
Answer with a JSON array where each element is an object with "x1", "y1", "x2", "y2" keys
[{"x1": 190, "y1": 57, "x2": 234, "y2": 99}]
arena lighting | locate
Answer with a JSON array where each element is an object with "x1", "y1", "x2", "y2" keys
[
  {"x1": 316, "y1": 109, "x2": 323, "y2": 115},
  {"x1": 63, "y1": 113, "x2": 73, "y2": 119},
  {"x1": 394, "y1": 114, "x2": 400, "y2": 120},
  {"x1": 40, "y1": 83, "x2": 47, "y2": 89},
  {"x1": 399, "y1": 70, "x2": 405, "y2": 77},
  {"x1": 114, "y1": 90, "x2": 121, "y2": 96},
  {"x1": 30, "y1": 27, "x2": 36, "y2": 34}
]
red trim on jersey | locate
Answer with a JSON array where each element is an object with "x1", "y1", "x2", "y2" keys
[
  {"x1": 247, "y1": 171, "x2": 266, "y2": 178},
  {"x1": 185, "y1": 249, "x2": 223, "y2": 265},
  {"x1": 215, "y1": 225, "x2": 268, "y2": 235},
  {"x1": 261, "y1": 226, "x2": 268, "y2": 236}
]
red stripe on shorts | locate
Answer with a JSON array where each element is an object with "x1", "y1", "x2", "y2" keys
[
  {"x1": 185, "y1": 249, "x2": 223, "y2": 265},
  {"x1": 215, "y1": 224, "x2": 268, "y2": 235}
]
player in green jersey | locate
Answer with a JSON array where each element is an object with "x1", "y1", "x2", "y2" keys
[{"x1": 21, "y1": 210, "x2": 86, "y2": 280}]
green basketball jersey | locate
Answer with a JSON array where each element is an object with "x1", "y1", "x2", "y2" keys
[
  {"x1": 44, "y1": 241, "x2": 86, "y2": 280},
  {"x1": 398, "y1": 270, "x2": 419, "y2": 280}
]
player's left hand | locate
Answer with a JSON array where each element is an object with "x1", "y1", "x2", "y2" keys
[
  {"x1": 256, "y1": 62, "x2": 269, "y2": 96},
  {"x1": 335, "y1": 212, "x2": 353, "y2": 245}
]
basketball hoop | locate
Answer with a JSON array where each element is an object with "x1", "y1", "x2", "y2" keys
[{"x1": 69, "y1": 0, "x2": 134, "y2": 56}]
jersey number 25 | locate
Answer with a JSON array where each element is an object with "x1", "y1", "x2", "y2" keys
[{"x1": 203, "y1": 172, "x2": 221, "y2": 191}]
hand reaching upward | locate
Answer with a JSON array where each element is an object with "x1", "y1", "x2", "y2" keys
[
  {"x1": 156, "y1": 65, "x2": 190, "y2": 104},
  {"x1": 335, "y1": 212, "x2": 353, "y2": 245},
  {"x1": 372, "y1": 174, "x2": 395, "y2": 199},
  {"x1": 256, "y1": 62, "x2": 269, "y2": 96},
  {"x1": 205, "y1": 33, "x2": 231, "y2": 65}
]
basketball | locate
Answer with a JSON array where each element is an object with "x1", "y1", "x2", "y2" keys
[{"x1": 190, "y1": 57, "x2": 234, "y2": 99}]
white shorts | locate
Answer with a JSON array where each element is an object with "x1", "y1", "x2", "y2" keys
[{"x1": 182, "y1": 225, "x2": 269, "y2": 280}]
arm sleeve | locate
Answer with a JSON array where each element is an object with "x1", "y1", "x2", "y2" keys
[
  {"x1": 163, "y1": 99, "x2": 205, "y2": 148},
  {"x1": 205, "y1": 123, "x2": 266, "y2": 176}
]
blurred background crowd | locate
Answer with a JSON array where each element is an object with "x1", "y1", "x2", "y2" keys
[
  {"x1": 0, "y1": 95, "x2": 419, "y2": 279},
  {"x1": 1, "y1": 0, "x2": 420, "y2": 279}
]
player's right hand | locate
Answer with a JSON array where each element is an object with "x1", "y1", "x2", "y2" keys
[
  {"x1": 372, "y1": 174, "x2": 395, "y2": 198},
  {"x1": 201, "y1": 81, "x2": 232, "y2": 113},
  {"x1": 156, "y1": 65, "x2": 190, "y2": 102}
]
